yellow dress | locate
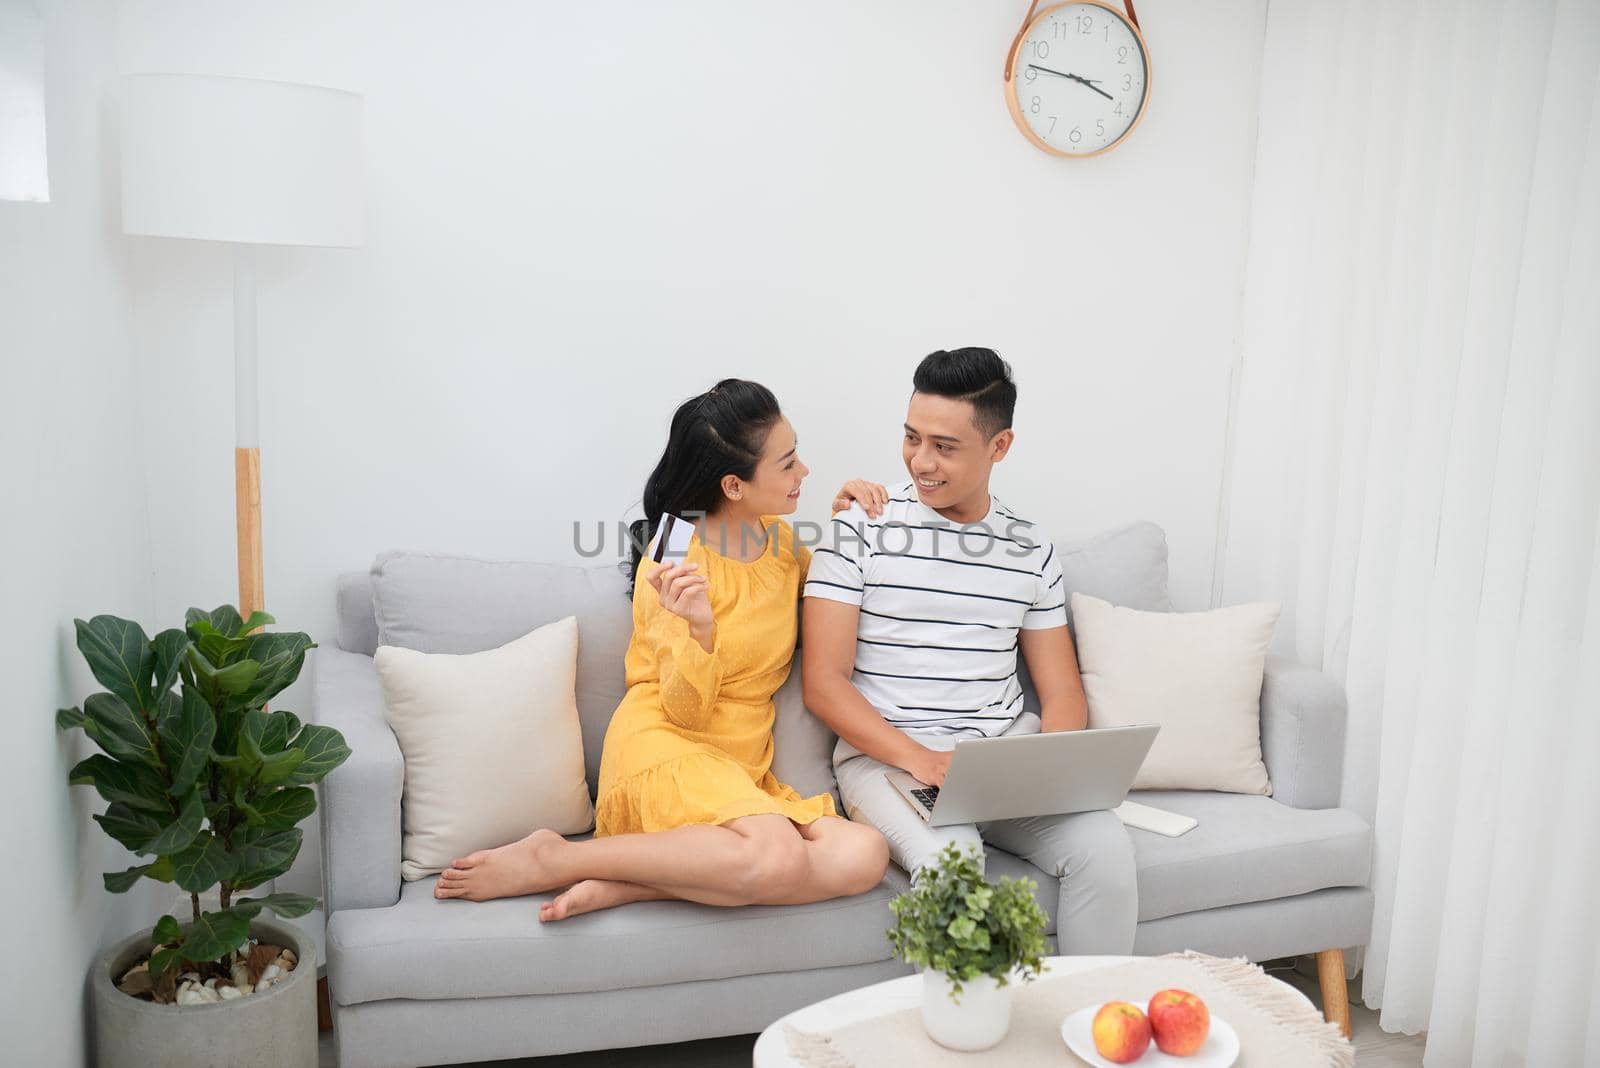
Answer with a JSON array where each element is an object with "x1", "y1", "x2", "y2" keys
[{"x1": 594, "y1": 517, "x2": 837, "y2": 836}]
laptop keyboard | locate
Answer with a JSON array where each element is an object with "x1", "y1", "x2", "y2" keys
[{"x1": 910, "y1": 786, "x2": 940, "y2": 811}]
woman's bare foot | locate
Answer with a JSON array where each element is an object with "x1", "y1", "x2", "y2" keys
[
  {"x1": 538, "y1": 879, "x2": 673, "y2": 922},
  {"x1": 434, "y1": 828, "x2": 568, "y2": 901}
]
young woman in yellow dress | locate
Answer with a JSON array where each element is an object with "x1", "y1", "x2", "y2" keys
[{"x1": 434, "y1": 380, "x2": 891, "y2": 920}]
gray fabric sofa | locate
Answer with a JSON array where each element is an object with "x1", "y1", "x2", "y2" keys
[{"x1": 314, "y1": 522, "x2": 1373, "y2": 1067}]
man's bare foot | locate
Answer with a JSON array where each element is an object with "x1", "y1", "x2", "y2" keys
[
  {"x1": 538, "y1": 879, "x2": 673, "y2": 922},
  {"x1": 434, "y1": 828, "x2": 568, "y2": 901}
]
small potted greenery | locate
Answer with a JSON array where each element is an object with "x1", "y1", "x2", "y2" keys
[
  {"x1": 59, "y1": 607, "x2": 349, "y2": 1068},
  {"x1": 887, "y1": 842, "x2": 1049, "y2": 1051}
]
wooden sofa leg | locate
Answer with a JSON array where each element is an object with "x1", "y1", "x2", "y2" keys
[
  {"x1": 318, "y1": 977, "x2": 333, "y2": 1033},
  {"x1": 1315, "y1": 949, "x2": 1352, "y2": 1039}
]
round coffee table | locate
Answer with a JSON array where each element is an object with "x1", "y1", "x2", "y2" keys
[{"x1": 753, "y1": 955, "x2": 1317, "y2": 1067}]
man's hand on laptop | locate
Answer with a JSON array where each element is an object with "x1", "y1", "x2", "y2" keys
[{"x1": 906, "y1": 747, "x2": 954, "y2": 788}]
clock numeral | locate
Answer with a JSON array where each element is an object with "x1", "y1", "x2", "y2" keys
[
  {"x1": 1118, "y1": 46, "x2": 1130, "y2": 64},
  {"x1": 1075, "y1": 14, "x2": 1093, "y2": 34},
  {"x1": 1105, "y1": 25, "x2": 1111, "y2": 41},
  {"x1": 1096, "y1": 119, "x2": 1106, "y2": 137},
  {"x1": 1023, "y1": 65, "x2": 1037, "y2": 82},
  {"x1": 1030, "y1": 96, "x2": 1042, "y2": 114},
  {"x1": 1122, "y1": 73, "x2": 1133, "y2": 91},
  {"x1": 1047, "y1": 115, "x2": 1058, "y2": 135},
  {"x1": 1114, "y1": 100, "x2": 1124, "y2": 116},
  {"x1": 1027, "y1": 40, "x2": 1050, "y2": 59},
  {"x1": 1069, "y1": 125, "x2": 1083, "y2": 145}
]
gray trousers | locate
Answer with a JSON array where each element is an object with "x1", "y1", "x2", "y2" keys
[{"x1": 834, "y1": 714, "x2": 1139, "y2": 956}]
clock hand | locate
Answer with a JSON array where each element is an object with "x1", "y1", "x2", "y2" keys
[
  {"x1": 1027, "y1": 63, "x2": 1076, "y2": 80},
  {"x1": 1026, "y1": 65, "x2": 1116, "y2": 102},
  {"x1": 1067, "y1": 73, "x2": 1116, "y2": 101}
]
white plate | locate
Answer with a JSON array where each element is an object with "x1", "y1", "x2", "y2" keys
[{"x1": 1060, "y1": 1006, "x2": 1239, "y2": 1067}]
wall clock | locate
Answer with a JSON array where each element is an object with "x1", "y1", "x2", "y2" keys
[{"x1": 1004, "y1": 1, "x2": 1151, "y2": 157}]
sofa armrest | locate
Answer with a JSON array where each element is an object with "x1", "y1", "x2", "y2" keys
[
  {"x1": 1258, "y1": 655, "x2": 1348, "y2": 809},
  {"x1": 312, "y1": 647, "x2": 403, "y2": 912}
]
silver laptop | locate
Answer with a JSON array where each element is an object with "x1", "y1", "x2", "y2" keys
[{"x1": 886, "y1": 724, "x2": 1159, "y2": 827}]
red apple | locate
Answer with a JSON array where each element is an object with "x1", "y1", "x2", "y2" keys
[
  {"x1": 1092, "y1": 1001, "x2": 1153, "y2": 1063},
  {"x1": 1147, "y1": 988, "x2": 1211, "y2": 1055}
]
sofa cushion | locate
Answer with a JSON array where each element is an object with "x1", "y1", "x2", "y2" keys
[
  {"x1": 326, "y1": 856, "x2": 914, "y2": 1005},
  {"x1": 1058, "y1": 521, "x2": 1173, "y2": 628},
  {"x1": 1126, "y1": 789, "x2": 1372, "y2": 922},
  {"x1": 369, "y1": 552, "x2": 632, "y2": 793},
  {"x1": 1075, "y1": 593, "x2": 1278, "y2": 795},
  {"x1": 770, "y1": 669, "x2": 841, "y2": 812},
  {"x1": 374, "y1": 618, "x2": 595, "y2": 880}
]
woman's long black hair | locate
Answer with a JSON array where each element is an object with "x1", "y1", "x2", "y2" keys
[{"x1": 625, "y1": 378, "x2": 783, "y2": 595}]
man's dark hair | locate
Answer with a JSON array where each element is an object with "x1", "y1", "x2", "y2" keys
[{"x1": 911, "y1": 348, "x2": 1017, "y2": 440}]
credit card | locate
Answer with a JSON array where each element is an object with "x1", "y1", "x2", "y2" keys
[{"x1": 646, "y1": 513, "x2": 696, "y2": 564}]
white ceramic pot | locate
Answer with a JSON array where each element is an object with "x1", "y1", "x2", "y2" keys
[{"x1": 920, "y1": 969, "x2": 1013, "y2": 1051}]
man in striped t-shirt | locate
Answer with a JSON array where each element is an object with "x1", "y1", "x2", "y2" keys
[{"x1": 802, "y1": 349, "x2": 1137, "y2": 954}]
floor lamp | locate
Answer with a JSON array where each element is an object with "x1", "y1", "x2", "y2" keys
[{"x1": 121, "y1": 73, "x2": 364, "y2": 622}]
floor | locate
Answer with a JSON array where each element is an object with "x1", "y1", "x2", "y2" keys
[{"x1": 316, "y1": 956, "x2": 1430, "y2": 1066}]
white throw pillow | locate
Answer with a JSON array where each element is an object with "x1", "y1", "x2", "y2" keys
[
  {"x1": 374, "y1": 615, "x2": 594, "y2": 880},
  {"x1": 1071, "y1": 593, "x2": 1279, "y2": 795}
]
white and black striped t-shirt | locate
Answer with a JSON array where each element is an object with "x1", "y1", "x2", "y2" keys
[{"x1": 803, "y1": 482, "x2": 1068, "y2": 739}]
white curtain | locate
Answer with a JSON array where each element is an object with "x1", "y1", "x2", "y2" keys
[{"x1": 1218, "y1": 0, "x2": 1600, "y2": 1063}]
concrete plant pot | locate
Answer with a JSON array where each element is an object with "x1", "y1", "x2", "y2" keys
[{"x1": 91, "y1": 917, "x2": 316, "y2": 1068}]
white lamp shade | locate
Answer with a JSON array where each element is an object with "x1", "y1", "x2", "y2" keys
[{"x1": 121, "y1": 73, "x2": 364, "y2": 247}]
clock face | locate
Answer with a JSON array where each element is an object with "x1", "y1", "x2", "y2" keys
[{"x1": 1007, "y1": 2, "x2": 1150, "y2": 157}]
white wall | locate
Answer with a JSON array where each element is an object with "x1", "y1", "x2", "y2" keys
[
  {"x1": 0, "y1": 2, "x2": 170, "y2": 1063},
  {"x1": 119, "y1": 0, "x2": 1267, "y2": 649}
]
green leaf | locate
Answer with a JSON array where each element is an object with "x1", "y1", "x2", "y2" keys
[
  {"x1": 257, "y1": 748, "x2": 307, "y2": 785},
  {"x1": 188, "y1": 605, "x2": 244, "y2": 639},
  {"x1": 74, "y1": 615, "x2": 153, "y2": 711},
  {"x1": 142, "y1": 789, "x2": 205, "y2": 855},
  {"x1": 285, "y1": 724, "x2": 351, "y2": 785},
  {"x1": 160, "y1": 686, "x2": 216, "y2": 794},
  {"x1": 237, "y1": 631, "x2": 315, "y2": 707},
  {"x1": 238, "y1": 708, "x2": 268, "y2": 756},
  {"x1": 194, "y1": 629, "x2": 240, "y2": 667},
  {"x1": 179, "y1": 909, "x2": 250, "y2": 964},
  {"x1": 170, "y1": 832, "x2": 237, "y2": 892},
  {"x1": 94, "y1": 804, "x2": 163, "y2": 853},
  {"x1": 232, "y1": 892, "x2": 317, "y2": 920},
  {"x1": 240, "y1": 610, "x2": 275, "y2": 634},
  {"x1": 212, "y1": 658, "x2": 260, "y2": 695},
  {"x1": 151, "y1": 629, "x2": 190, "y2": 698},
  {"x1": 246, "y1": 786, "x2": 315, "y2": 831},
  {"x1": 149, "y1": 947, "x2": 181, "y2": 976},
  {"x1": 257, "y1": 709, "x2": 298, "y2": 754},
  {"x1": 56, "y1": 706, "x2": 87, "y2": 731},
  {"x1": 104, "y1": 864, "x2": 154, "y2": 893},
  {"x1": 83, "y1": 692, "x2": 160, "y2": 768},
  {"x1": 153, "y1": 914, "x2": 181, "y2": 946},
  {"x1": 185, "y1": 642, "x2": 258, "y2": 701},
  {"x1": 147, "y1": 856, "x2": 176, "y2": 882},
  {"x1": 230, "y1": 828, "x2": 301, "y2": 890},
  {"x1": 212, "y1": 749, "x2": 263, "y2": 779},
  {"x1": 68, "y1": 754, "x2": 169, "y2": 813}
]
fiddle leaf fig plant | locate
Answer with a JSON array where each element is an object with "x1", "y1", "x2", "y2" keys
[
  {"x1": 887, "y1": 842, "x2": 1049, "y2": 1001},
  {"x1": 58, "y1": 606, "x2": 349, "y2": 1002}
]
